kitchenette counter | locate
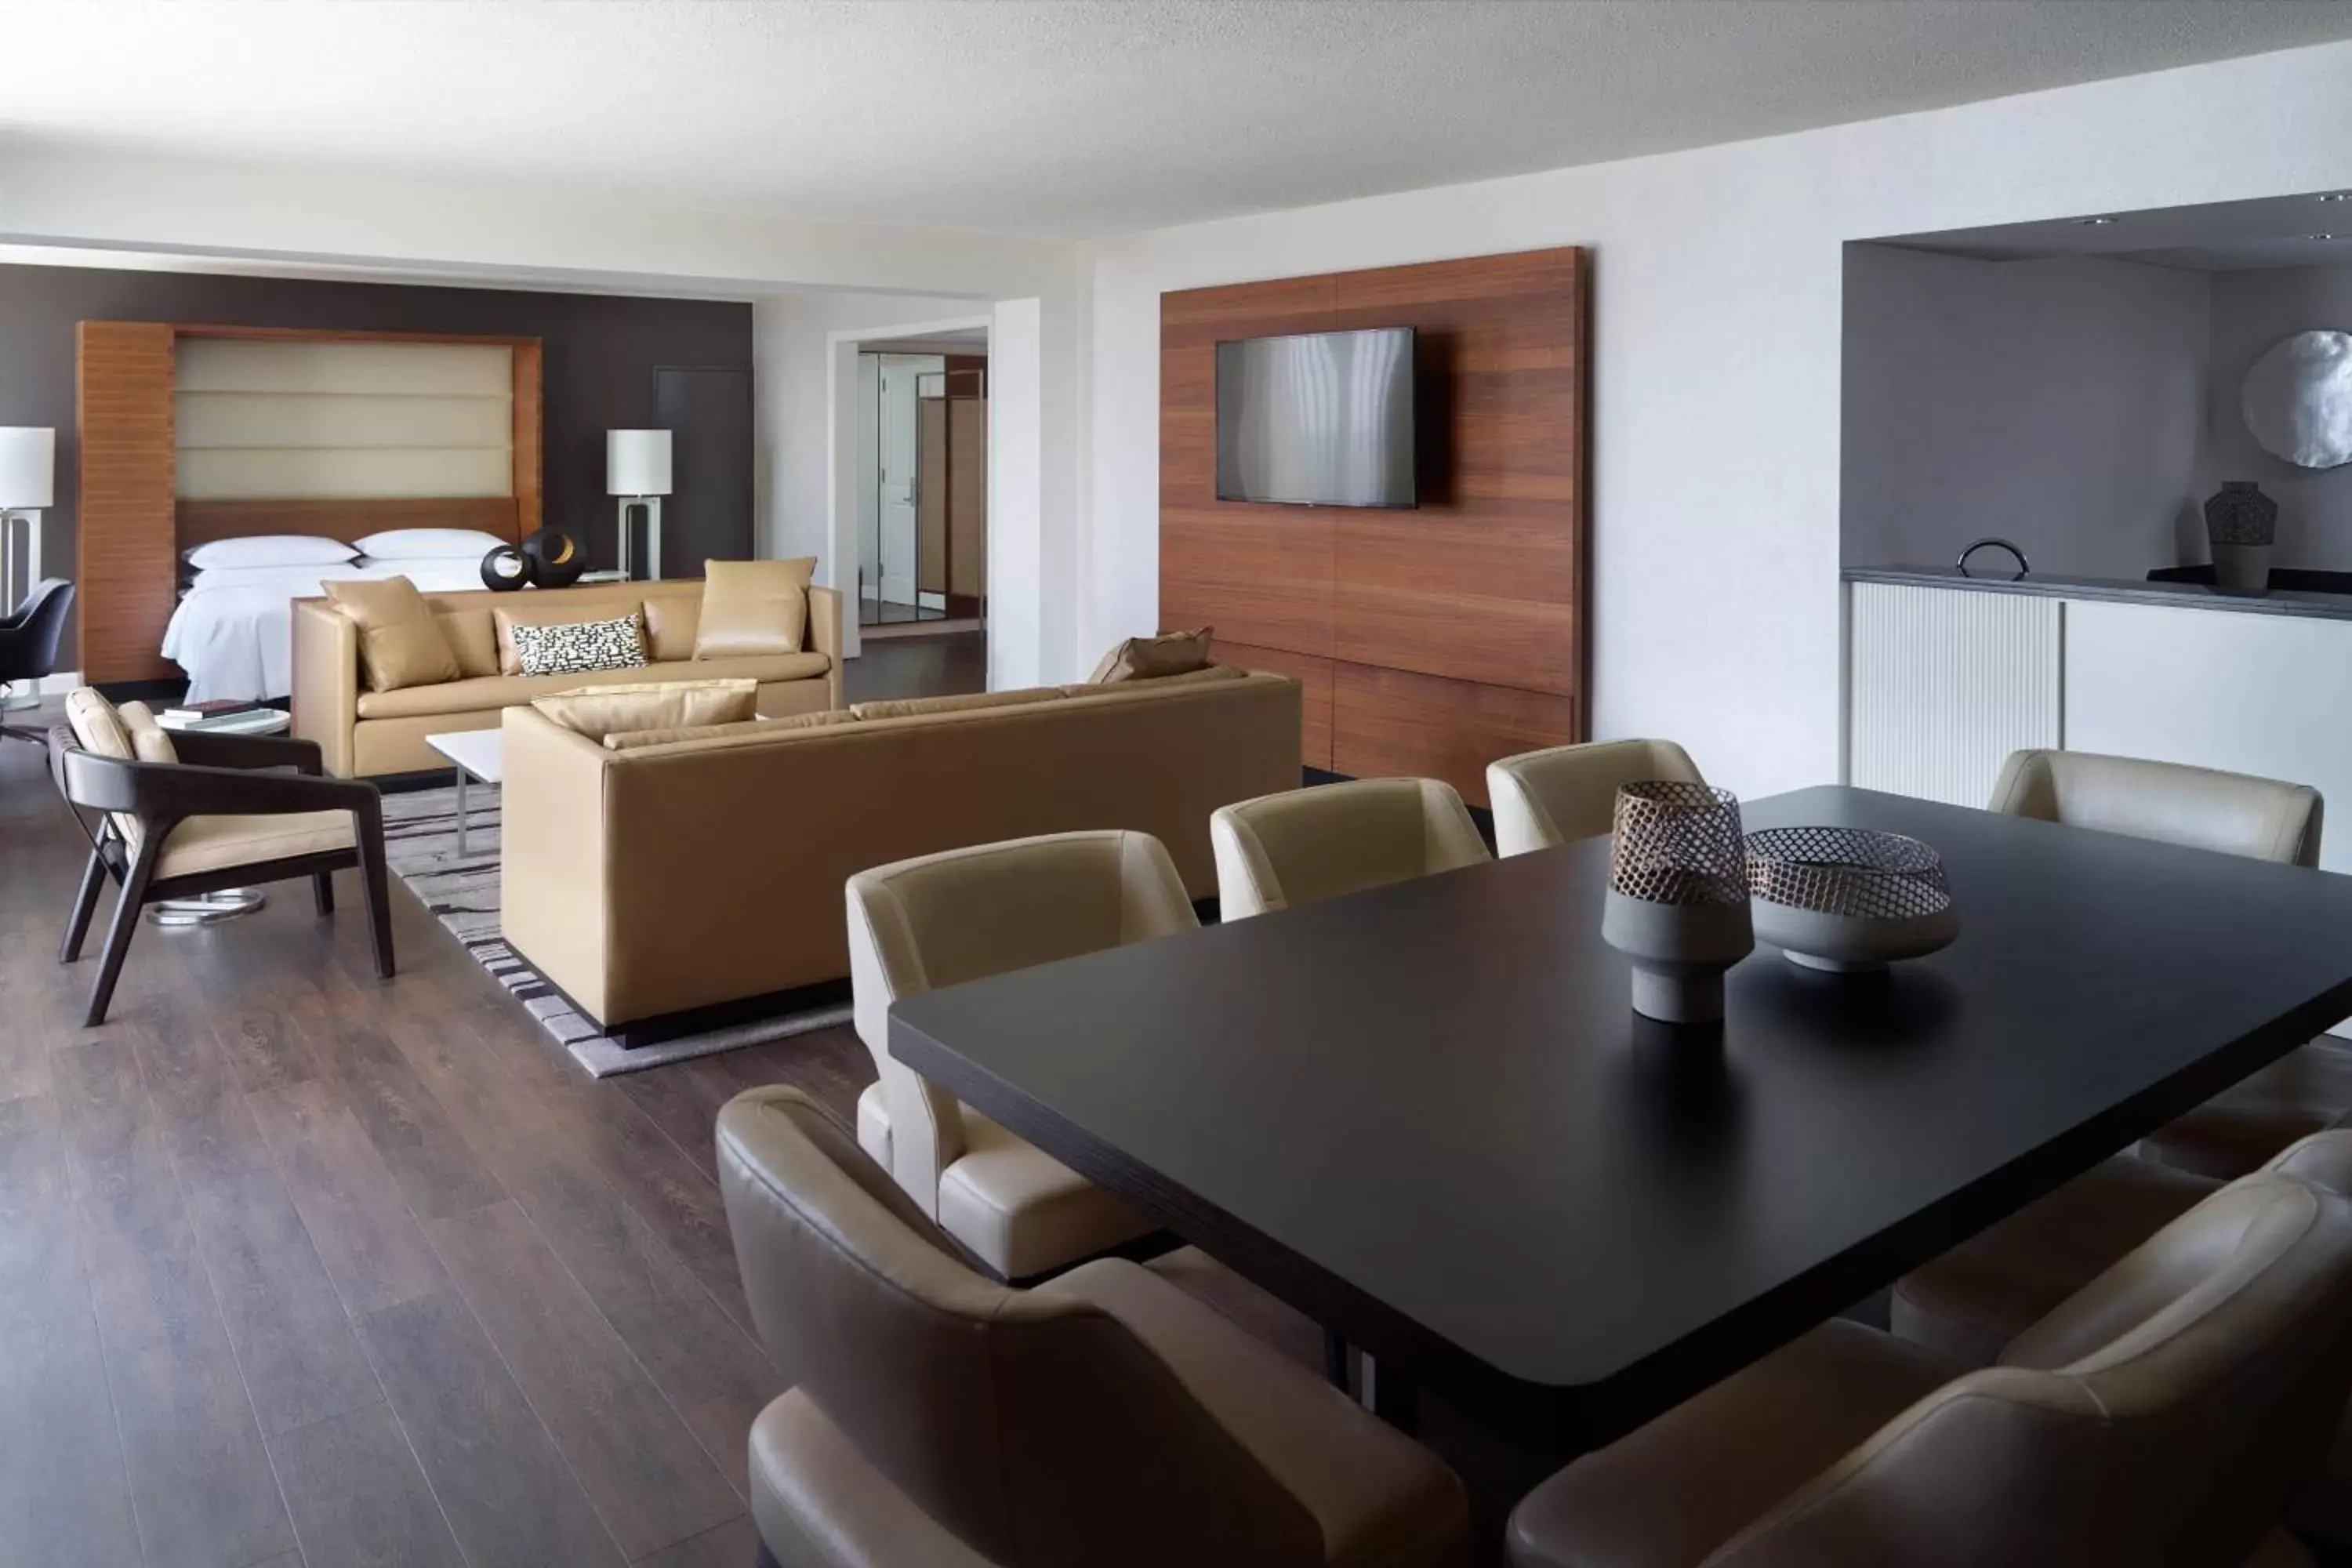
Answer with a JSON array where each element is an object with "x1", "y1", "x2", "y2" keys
[{"x1": 1845, "y1": 564, "x2": 2352, "y2": 623}]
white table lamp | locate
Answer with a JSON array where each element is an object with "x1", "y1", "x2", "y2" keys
[
  {"x1": 0, "y1": 427, "x2": 54, "y2": 615},
  {"x1": 608, "y1": 429, "x2": 673, "y2": 581}
]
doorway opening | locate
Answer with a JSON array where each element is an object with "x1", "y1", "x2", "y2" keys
[{"x1": 855, "y1": 327, "x2": 987, "y2": 635}]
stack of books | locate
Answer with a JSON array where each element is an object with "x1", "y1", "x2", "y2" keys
[{"x1": 159, "y1": 699, "x2": 284, "y2": 732}]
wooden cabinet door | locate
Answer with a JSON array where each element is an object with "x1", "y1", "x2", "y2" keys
[{"x1": 77, "y1": 321, "x2": 178, "y2": 683}]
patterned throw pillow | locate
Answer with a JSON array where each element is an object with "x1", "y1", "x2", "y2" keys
[{"x1": 509, "y1": 614, "x2": 648, "y2": 677}]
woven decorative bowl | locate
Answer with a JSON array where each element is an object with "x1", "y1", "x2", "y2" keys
[{"x1": 1744, "y1": 826, "x2": 1958, "y2": 973}]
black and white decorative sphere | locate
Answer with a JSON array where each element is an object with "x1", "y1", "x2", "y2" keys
[
  {"x1": 522, "y1": 528, "x2": 586, "y2": 589},
  {"x1": 480, "y1": 544, "x2": 532, "y2": 592}
]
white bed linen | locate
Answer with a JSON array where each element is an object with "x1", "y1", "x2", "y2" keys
[{"x1": 162, "y1": 557, "x2": 488, "y2": 702}]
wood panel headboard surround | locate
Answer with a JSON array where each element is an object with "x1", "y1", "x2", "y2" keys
[
  {"x1": 1159, "y1": 247, "x2": 1589, "y2": 806},
  {"x1": 74, "y1": 321, "x2": 543, "y2": 684}
]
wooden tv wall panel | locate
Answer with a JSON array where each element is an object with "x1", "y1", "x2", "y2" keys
[{"x1": 1160, "y1": 248, "x2": 1589, "y2": 806}]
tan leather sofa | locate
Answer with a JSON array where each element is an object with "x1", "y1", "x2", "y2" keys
[
  {"x1": 292, "y1": 578, "x2": 843, "y2": 777},
  {"x1": 500, "y1": 667, "x2": 1301, "y2": 1033}
]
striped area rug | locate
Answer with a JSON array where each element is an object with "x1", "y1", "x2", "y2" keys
[{"x1": 380, "y1": 784, "x2": 852, "y2": 1078}]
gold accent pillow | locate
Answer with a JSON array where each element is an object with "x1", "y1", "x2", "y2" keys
[
  {"x1": 436, "y1": 608, "x2": 500, "y2": 679},
  {"x1": 324, "y1": 576, "x2": 461, "y2": 691},
  {"x1": 694, "y1": 558, "x2": 816, "y2": 659},
  {"x1": 642, "y1": 594, "x2": 702, "y2": 662},
  {"x1": 530, "y1": 678, "x2": 760, "y2": 742},
  {"x1": 1088, "y1": 626, "x2": 1214, "y2": 683}
]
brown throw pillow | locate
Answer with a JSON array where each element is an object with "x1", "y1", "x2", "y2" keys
[
  {"x1": 695, "y1": 558, "x2": 816, "y2": 659},
  {"x1": 325, "y1": 577, "x2": 461, "y2": 691},
  {"x1": 530, "y1": 678, "x2": 759, "y2": 742},
  {"x1": 1089, "y1": 626, "x2": 1214, "y2": 683}
]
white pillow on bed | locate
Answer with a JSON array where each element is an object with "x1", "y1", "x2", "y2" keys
[
  {"x1": 354, "y1": 528, "x2": 508, "y2": 560},
  {"x1": 184, "y1": 535, "x2": 358, "y2": 569}
]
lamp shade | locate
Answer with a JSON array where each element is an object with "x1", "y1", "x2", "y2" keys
[
  {"x1": 0, "y1": 428, "x2": 55, "y2": 510},
  {"x1": 607, "y1": 429, "x2": 673, "y2": 496}
]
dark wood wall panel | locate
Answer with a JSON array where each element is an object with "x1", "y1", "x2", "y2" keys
[
  {"x1": 1160, "y1": 248, "x2": 1588, "y2": 790},
  {"x1": 1333, "y1": 662, "x2": 1577, "y2": 808},
  {"x1": 1217, "y1": 641, "x2": 1335, "y2": 771},
  {"x1": 76, "y1": 321, "x2": 178, "y2": 683}
]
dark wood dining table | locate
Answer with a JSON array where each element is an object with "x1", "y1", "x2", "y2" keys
[{"x1": 890, "y1": 785, "x2": 2352, "y2": 1450}]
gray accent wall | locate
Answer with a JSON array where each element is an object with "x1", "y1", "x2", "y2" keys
[
  {"x1": 1841, "y1": 245, "x2": 2209, "y2": 578},
  {"x1": 2204, "y1": 264, "x2": 2352, "y2": 568},
  {"x1": 0, "y1": 261, "x2": 752, "y2": 653}
]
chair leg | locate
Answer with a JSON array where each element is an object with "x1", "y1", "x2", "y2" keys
[
  {"x1": 313, "y1": 870, "x2": 335, "y2": 916},
  {"x1": 60, "y1": 844, "x2": 108, "y2": 964},
  {"x1": 355, "y1": 839, "x2": 395, "y2": 981},
  {"x1": 84, "y1": 847, "x2": 157, "y2": 1027}
]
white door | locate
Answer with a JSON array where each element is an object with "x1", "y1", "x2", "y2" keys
[{"x1": 876, "y1": 354, "x2": 942, "y2": 607}]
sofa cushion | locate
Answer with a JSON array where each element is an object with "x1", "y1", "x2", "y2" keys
[
  {"x1": 1089, "y1": 626, "x2": 1214, "y2": 683},
  {"x1": 644, "y1": 595, "x2": 702, "y2": 662},
  {"x1": 510, "y1": 613, "x2": 648, "y2": 677},
  {"x1": 437, "y1": 608, "x2": 500, "y2": 678},
  {"x1": 850, "y1": 687, "x2": 1065, "y2": 722},
  {"x1": 494, "y1": 597, "x2": 647, "y2": 675},
  {"x1": 696, "y1": 558, "x2": 816, "y2": 659},
  {"x1": 325, "y1": 576, "x2": 462, "y2": 691},
  {"x1": 354, "y1": 652, "x2": 833, "y2": 720},
  {"x1": 604, "y1": 708, "x2": 860, "y2": 752},
  {"x1": 532, "y1": 678, "x2": 760, "y2": 742}
]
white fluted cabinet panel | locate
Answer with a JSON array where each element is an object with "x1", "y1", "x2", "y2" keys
[
  {"x1": 1848, "y1": 582, "x2": 2062, "y2": 807},
  {"x1": 2067, "y1": 598, "x2": 2352, "y2": 876}
]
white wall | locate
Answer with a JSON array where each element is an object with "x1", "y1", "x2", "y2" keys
[
  {"x1": 1083, "y1": 42, "x2": 2352, "y2": 799},
  {"x1": 1842, "y1": 248, "x2": 2211, "y2": 578},
  {"x1": 2204, "y1": 263, "x2": 2352, "y2": 566}
]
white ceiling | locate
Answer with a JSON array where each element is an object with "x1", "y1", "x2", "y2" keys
[{"x1": 5, "y1": 1, "x2": 2352, "y2": 242}]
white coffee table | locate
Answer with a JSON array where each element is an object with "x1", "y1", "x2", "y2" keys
[
  {"x1": 148, "y1": 706, "x2": 296, "y2": 925},
  {"x1": 426, "y1": 728, "x2": 503, "y2": 857}
]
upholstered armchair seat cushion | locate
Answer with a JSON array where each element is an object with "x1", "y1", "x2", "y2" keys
[
  {"x1": 1891, "y1": 1152, "x2": 2216, "y2": 1367},
  {"x1": 856, "y1": 1083, "x2": 1155, "y2": 1281},
  {"x1": 154, "y1": 810, "x2": 359, "y2": 880},
  {"x1": 1510, "y1": 1319, "x2": 1963, "y2": 1568},
  {"x1": 2137, "y1": 1035, "x2": 2352, "y2": 1180}
]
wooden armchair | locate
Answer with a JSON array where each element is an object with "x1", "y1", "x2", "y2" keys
[{"x1": 50, "y1": 710, "x2": 394, "y2": 1025}]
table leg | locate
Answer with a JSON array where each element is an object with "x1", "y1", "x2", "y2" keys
[
  {"x1": 1359, "y1": 1352, "x2": 1419, "y2": 1433},
  {"x1": 455, "y1": 767, "x2": 469, "y2": 857}
]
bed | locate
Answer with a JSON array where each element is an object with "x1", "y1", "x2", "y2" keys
[{"x1": 163, "y1": 550, "x2": 494, "y2": 702}]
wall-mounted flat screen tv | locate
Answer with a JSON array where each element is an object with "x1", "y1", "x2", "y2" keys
[{"x1": 1214, "y1": 327, "x2": 1417, "y2": 507}]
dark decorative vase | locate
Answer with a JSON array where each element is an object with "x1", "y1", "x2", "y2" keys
[
  {"x1": 479, "y1": 544, "x2": 532, "y2": 592},
  {"x1": 1599, "y1": 782, "x2": 1754, "y2": 1024},
  {"x1": 2204, "y1": 481, "x2": 2278, "y2": 595},
  {"x1": 523, "y1": 528, "x2": 586, "y2": 589}
]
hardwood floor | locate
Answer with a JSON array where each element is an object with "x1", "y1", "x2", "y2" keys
[{"x1": 0, "y1": 637, "x2": 981, "y2": 1567}]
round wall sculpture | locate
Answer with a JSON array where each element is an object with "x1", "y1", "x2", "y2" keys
[{"x1": 2243, "y1": 329, "x2": 2352, "y2": 470}]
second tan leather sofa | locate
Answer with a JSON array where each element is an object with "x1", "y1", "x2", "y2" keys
[{"x1": 500, "y1": 668, "x2": 1302, "y2": 1032}]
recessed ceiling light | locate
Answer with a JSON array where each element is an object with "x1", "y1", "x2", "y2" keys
[
  {"x1": 2078, "y1": 216, "x2": 2118, "y2": 227},
  {"x1": 2318, "y1": 194, "x2": 2350, "y2": 203},
  {"x1": 2313, "y1": 234, "x2": 2339, "y2": 241}
]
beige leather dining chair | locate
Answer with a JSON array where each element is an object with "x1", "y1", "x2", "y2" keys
[
  {"x1": 1212, "y1": 777, "x2": 1490, "y2": 920},
  {"x1": 1991, "y1": 748, "x2": 2346, "y2": 1179},
  {"x1": 846, "y1": 829, "x2": 1185, "y2": 1281},
  {"x1": 1893, "y1": 1128, "x2": 2352, "y2": 1548},
  {"x1": 1485, "y1": 739, "x2": 1704, "y2": 858},
  {"x1": 1508, "y1": 1162, "x2": 2352, "y2": 1568},
  {"x1": 717, "y1": 1085, "x2": 1470, "y2": 1568}
]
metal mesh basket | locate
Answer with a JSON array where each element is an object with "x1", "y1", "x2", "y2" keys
[
  {"x1": 1744, "y1": 827, "x2": 1951, "y2": 920},
  {"x1": 1609, "y1": 782, "x2": 1748, "y2": 908}
]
